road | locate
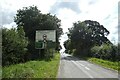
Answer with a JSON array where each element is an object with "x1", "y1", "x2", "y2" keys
[{"x1": 57, "y1": 53, "x2": 118, "y2": 79}]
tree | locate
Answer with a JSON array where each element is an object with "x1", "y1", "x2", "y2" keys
[
  {"x1": 67, "y1": 20, "x2": 111, "y2": 56},
  {"x1": 2, "y1": 27, "x2": 28, "y2": 66},
  {"x1": 90, "y1": 43, "x2": 119, "y2": 61},
  {"x1": 63, "y1": 39, "x2": 73, "y2": 54},
  {"x1": 14, "y1": 6, "x2": 63, "y2": 59}
]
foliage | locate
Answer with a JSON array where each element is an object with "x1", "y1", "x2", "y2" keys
[
  {"x1": 63, "y1": 39, "x2": 73, "y2": 54},
  {"x1": 88, "y1": 58, "x2": 119, "y2": 71},
  {"x1": 90, "y1": 45, "x2": 100, "y2": 57},
  {"x1": 64, "y1": 20, "x2": 110, "y2": 56},
  {"x1": 2, "y1": 27, "x2": 28, "y2": 66},
  {"x1": 117, "y1": 43, "x2": 120, "y2": 61},
  {"x1": 14, "y1": 6, "x2": 63, "y2": 59},
  {"x1": 90, "y1": 43, "x2": 118, "y2": 61},
  {"x1": 2, "y1": 53, "x2": 60, "y2": 78}
]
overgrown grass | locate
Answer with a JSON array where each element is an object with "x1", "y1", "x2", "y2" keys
[
  {"x1": 88, "y1": 58, "x2": 119, "y2": 72},
  {"x1": 2, "y1": 52, "x2": 60, "y2": 78},
  {"x1": 0, "y1": 66, "x2": 2, "y2": 80}
]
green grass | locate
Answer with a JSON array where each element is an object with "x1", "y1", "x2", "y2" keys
[
  {"x1": 0, "y1": 66, "x2": 2, "y2": 80},
  {"x1": 88, "y1": 58, "x2": 119, "y2": 72},
  {"x1": 2, "y1": 53, "x2": 60, "y2": 78}
]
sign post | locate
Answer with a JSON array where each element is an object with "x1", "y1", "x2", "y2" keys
[{"x1": 35, "y1": 30, "x2": 56, "y2": 58}]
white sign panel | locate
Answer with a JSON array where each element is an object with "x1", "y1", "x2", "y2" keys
[{"x1": 36, "y1": 30, "x2": 56, "y2": 42}]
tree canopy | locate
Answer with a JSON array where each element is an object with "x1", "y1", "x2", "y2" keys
[
  {"x1": 14, "y1": 6, "x2": 63, "y2": 41},
  {"x1": 14, "y1": 6, "x2": 63, "y2": 59},
  {"x1": 65, "y1": 20, "x2": 111, "y2": 56},
  {"x1": 2, "y1": 27, "x2": 28, "y2": 66}
]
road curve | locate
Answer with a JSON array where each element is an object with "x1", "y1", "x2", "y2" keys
[{"x1": 57, "y1": 53, "x2": 118, "y2": 79}]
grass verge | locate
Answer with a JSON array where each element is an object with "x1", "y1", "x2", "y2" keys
[
  {"x1": 88, "y1": 58, "x2": 119, "y2": 72},
  {"x1": 2, "y1": 52, "x2": 60, "y2": 78}
]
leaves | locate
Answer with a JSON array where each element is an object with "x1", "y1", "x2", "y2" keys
[
  {"x1": 64, "y1": 20, "x2": 111, "y2": 57},
  {"x1": 14, "y1": 6, "x2": 63, "y2": 55},
  {"x1": 2, "y1": 27, "x2": 28, "y2": 66}
]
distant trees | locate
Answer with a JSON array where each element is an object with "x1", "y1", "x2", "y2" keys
[
  {"x1": 2, "y1": 5, "x2": 63, "y2": 66},
  {"x1": 64, "y1": 20, "x2": 119, "y2": 61},
  {"x1": 2, "y1": 6, "x2": 63, "y2": 66},
  {"x1": 65, "y1": 20, "x2": 111, "y2": 56},
  {"x1": 14, "y1": 6, "x2": 63, "y2": 42},
  {"x1": 2, "y1": 27, "x2": 28, "y2": 66},
  {"x1": 90, "y1": 43, "x2": 118, "y2": 61},
  {"x1": 14, "y1": 6, "x2": 63, "y2": 59},
  {"x1": 63, "y1": 39, "x2": 73, "y2": 54}
]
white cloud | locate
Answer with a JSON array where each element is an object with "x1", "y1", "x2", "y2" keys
[
  {"x1": 59, "y1": 0, "x2": 118, "y2": 45},
  {"x1": 3, "y1": 22, "x2": 17, "y2": 29},
  {"x1": 1, "y1": 0, "x2": 119, "y2": 48},
  {"x1": 57, "y1": 8, "x2": 77, "y2": 32},
  {"x1": 56, "y1": 0, "x2": 118, "y2": 44},
  {"x1": 1, "y1": 0, "x2": 57, "y2": 28},
  {"x1": 1, "y1": 0, "x2": 56, "y2": 13}
]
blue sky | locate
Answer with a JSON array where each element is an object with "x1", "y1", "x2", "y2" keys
[{"x1": 0, "y1": 0, "x2": 119, "y2": 50}]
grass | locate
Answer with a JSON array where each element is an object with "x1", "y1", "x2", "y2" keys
[
  {"x1": 0, "y1": 66, "x2": 1, "y2": 80},
  {"x1": 88, "y1": 58, "x2": 119, "y2": 72},
  {"x1": 2, "y1": 52, "x2": 60, "y2": 78}
]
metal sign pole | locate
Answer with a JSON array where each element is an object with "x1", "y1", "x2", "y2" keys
[
  {"x1": 35, "y1": 30, "x2": 56, "y2": 58},
  {"x1": 43, "y1": 34, "x2": 47, "y2": 58}
]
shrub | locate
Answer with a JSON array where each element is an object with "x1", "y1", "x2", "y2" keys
[
  {"x1": 91, "y1": 45, "x2": 100, "y2": 57},
  {"x1": 2, "y1": 27, "x2": 28, "y2": 66},
  {"x1": 90, "y1": 43, "x2": 118, "y2": 61}
]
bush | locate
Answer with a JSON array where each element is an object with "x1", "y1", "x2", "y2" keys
[
  {"x1": 2, "y1": 27, "x2": 28, "y2": 66},
  {"x1": 90, "y1": 43, "x2": 118, "y2": 61},
  {"x1": 99, "y1": 43, "x2": 112, "y2": 59},
  {"x1": 91, "y1": 45, "x2": 100, "y2": 57}
]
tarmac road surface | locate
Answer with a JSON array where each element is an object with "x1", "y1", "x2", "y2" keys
[{"x1": 57, "y1": 53, "x2": 119, "y2": 80}]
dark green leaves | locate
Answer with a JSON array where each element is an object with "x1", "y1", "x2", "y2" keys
[
  {"x1": 2, "y1": 27, "x2": 28, "y2": 66},
  {"x1": 65, "y1": 20, "x2": 111, "y2": 57}
]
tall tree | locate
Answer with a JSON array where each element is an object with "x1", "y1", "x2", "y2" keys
[
  {"x1": 67, "y1": 20, "x2": 111, "y2": 56},
  {"x1": 63, "y1": 39, "x2": 73, "y2": 54},
  {"x1": 14, "y1": 6, "x2": 63, "y2": 59}
]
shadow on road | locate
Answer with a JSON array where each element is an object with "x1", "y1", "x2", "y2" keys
[{"x1": 61, "y1": 55, "x2": 86, "y2": 61}]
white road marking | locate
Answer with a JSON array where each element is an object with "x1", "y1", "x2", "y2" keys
[
  {"x1": 60, "y1": 53, "x2": 118, "y2": 78},
  {"x1": 85, "y1": 67, "x2": 90, "y2": 70},
  {"x1": 79, "y1": 63, "x2": 85, "y2": 67},
  {"x1": 71, "y1": 61, "x2": 94, "y2": 78},
  {"x1": 76, "y1": 61, "x2": 90, "y2": 70}
]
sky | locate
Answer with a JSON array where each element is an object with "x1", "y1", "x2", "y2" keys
[{"x1": 0, "y1": 0, "x2": 119, "y2": 51}]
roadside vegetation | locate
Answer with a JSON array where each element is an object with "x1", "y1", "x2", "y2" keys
[
  {"x1": 2, "y1": 5, "x2": 63, "y2": 78},
  {"x1": 3, "y1": 53, "x2": 60, "y2": 78},
  {"x1": 2, "y1": 27, "x2": 28, "y2": 66},
  {"x1": 63, "y1": 20, "x2": 119, "y2": 71},
  {"x1": 88, "y1": 58, "x2": 119, "y2": 71},
  {"x1": 2, "y1": 5, "x2": 63, "y2": 66}
]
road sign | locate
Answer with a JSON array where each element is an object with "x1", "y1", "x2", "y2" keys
[
  {"x1": 35, "y1": 30, "x2": 56, "y2": 49},
  {"x1": 35, "y1": 41, "x2": 44, "y2": 49},
  {"x1": 36, "y1": 30, "x2": 56, "y2": 42}
]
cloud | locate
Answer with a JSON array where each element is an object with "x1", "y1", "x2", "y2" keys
[
  {"x1": 57, "y1": 0, "x2": 118, "y2": 45},
  {"x1": 3, "y1": 22, "x2": 17, "y2": 29},
  {"x1": 0, "y1": 0, "x2": 119, "y2": 45},
  {"x1": 57, "y1": 8, "x2": 78, "y2": 33},
  {"x1": 88, "y1": 0, "x2": 98, "y2": 5},
  {"x1": 0, "y1": 0, "x2": 56, "y2": 28},
  {"x1": 50, "y1": 1, "x2": 81, "y2": 14},
  {"x1": 104, "y1": 15, "x2": 111, "y2": 20},
  {"x1": 1, "y1": 9, "x2": 15, "y2": 25},
  {"x1": 60, "y1": 33, "x2": 68, "y2": 52}
]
